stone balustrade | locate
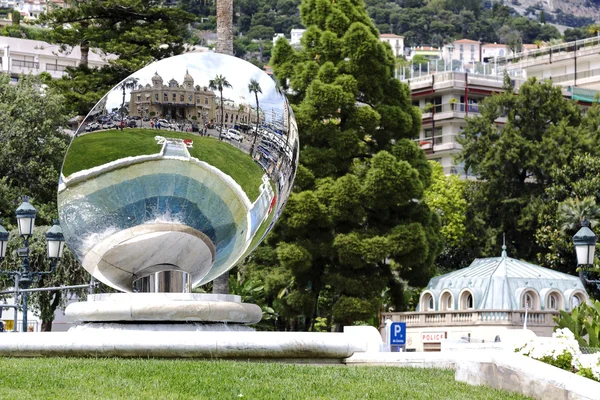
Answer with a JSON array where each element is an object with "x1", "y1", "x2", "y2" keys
[{"x1": 381, "y1": 309, "x2": 560, "y2": 328}]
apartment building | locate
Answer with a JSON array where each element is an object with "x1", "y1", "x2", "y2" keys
[
  {"x1": 0, "y1": 36, "x2": 110, "y2": 80},
  {"x1": 404, "y1": 36, "x2": 600, "y2": 176},
  {"x1": 1, "y1": 0, "x2": 67, "y2": 20},
  {"x1": 379, "y1": 33, "x2": 405, "y2": 58}
]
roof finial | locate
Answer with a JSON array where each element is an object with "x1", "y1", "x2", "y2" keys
[{"x1": 501, "y1": 233, "x2": 507, "y2": 258}]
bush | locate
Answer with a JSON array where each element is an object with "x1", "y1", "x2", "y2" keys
[
  {"x1": 515, "y1": 328, "x2": 580, "y2": 371},
  {"x1": 554, "y1": 300, "x2": 600, "y2": 347}
]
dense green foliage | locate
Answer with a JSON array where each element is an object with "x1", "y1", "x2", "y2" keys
[
  {"x1": 0, "y1": 75, "x2": 90, "y2": 330},
  {"x1": 459, "y1": 78, "x2": 600, "y2": 270},
  {"x1": 0, "y1": 74, "x2": 69, "y2": 225},
  {"x1": 555, "y1": 300, "x2": 600, "y2": 348},
  {"x1": 358, "y1": 0, "x2": 561, "y2": 48},
  {"x1": 40, "y1": 0, "x2": 195, "y2": 116},
  {"x1": 244, "y1": 0, "x2": 442, "y2": 331},
  {"x1": 0, "y1": 358, "x2": 529, "y2": 399},
  {"x1": 0, "y1": 227, "x2": 88, "y2": 331}
]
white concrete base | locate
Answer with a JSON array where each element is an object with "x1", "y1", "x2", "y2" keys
[
  {"x1": 65, "y1": 293, "x2": 262, "y2": 324},
  {"x1": 70, "y1": 322, "x2": 256, "y2": 332},
  {"x1": 0, "y1": 330, "x2": 370, "y2": 360}
]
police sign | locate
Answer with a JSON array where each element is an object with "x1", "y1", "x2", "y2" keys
[{"x1": 389, "y1": 322, "x2": 406, "y2": 346}]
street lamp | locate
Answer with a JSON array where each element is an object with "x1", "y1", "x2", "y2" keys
[
  {"x1": 0, "y1": 198, "x2": 66, "y2": 332},
  {"x1": 45, "y1": 220, "x2": 65, "y2": 272},
  {"x1": 573, "y1": 219, "x2": 599, "y2": 289},
  {"x1": 16, "y1": 196, "x2": 37, "y2": 239},
  {"x1": 0, "y1": 220, "x2": 8, "y2": 259}
]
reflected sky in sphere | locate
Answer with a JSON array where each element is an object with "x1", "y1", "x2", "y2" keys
[{"x1": 58, "y1": 52, "x2": 299, "y2": 292}]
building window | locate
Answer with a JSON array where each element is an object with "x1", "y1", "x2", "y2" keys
[
  {"x1": 137, "y1": 95, "x2": 141, "y2": 102},
  {"x1": 521, "y1": 290, "x2": 538, "y2": 310},
  {"x1": 172, "y1": 93, "x2": 176, "y2": 101},
  {"x1": 459, "y1": 291, "x2": 474, "y2": 310},
  {"x1": 459, "y1": 44, "x2": 463, "y2": 52},
  {"x1": 205, "y1": 97, "x2": 209, "y2": 105},
  {"x1": 421, "y1": 293, "x2": 435, "y2": 311},
  {"x1": 549, "y1": 294, "x2": 558, "y2": 310},
  {"x1": 154, "y1": 93, "x2": 158, "y2": 101},
  {"x1": 440, "y1": 292, "x2": 453, "y2": 311},
  {"x1": 180, "y1": 94, "x2": 184, "y2": 102},
  {"x1": 163, "y1": 93, "x2": 168, "y2": 101},
  {"x1": 572, "y1": 293, "x2": 585, "y2": 309},
  {"x1": 188, "y1": 94, "x2": 193, "y2": 102}
]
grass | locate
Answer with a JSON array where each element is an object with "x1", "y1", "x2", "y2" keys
[
  {"x1": 0, "y1": 358, "x2": 530, "y2": 399},
  {"x1": 62, "y1": 129, "x2": 265, "y2": 201}
]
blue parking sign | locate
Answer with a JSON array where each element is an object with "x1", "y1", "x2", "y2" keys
[{"x1": 389, "y1": 322, "x2": 406, "y2": 346}]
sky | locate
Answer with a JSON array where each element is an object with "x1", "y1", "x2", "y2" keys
[{"x1": 96, "y1": 52, "x2": 286, "y2": 121}]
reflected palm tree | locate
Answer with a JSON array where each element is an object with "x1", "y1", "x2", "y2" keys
[
  {"x1": 209, "y1": 74, "x2": 232, "y2": 134},
  {"x1": 120, "y1": 77, "x2": 139, "y2": 125},
  {"x1": 248, "y1": 79, "x2": 262, "y2": 156}
]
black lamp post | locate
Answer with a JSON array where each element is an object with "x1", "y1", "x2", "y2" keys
[
  {"x1": 573, "y1": 219, "x2": 599, "y2": 289},
  {"x1": 0, "y1": 220, "x2": 8, "y2": 260},
  {"x1": 0, "y1": 197, "x2": 66, "y2": 332}
]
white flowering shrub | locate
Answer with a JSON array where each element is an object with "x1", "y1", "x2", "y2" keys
[
  {"x1": 515, "y1": 328, "x2": 581, "y2": 371},
  {"x1": 574, "y1": 354, "x2": 600, "y2": 382}
]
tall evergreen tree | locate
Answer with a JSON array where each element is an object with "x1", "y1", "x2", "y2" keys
[
  {"x1": 459, "y1": 78, "x2": 600, "y2": 262},
  {"x1": 245, "y1": 0, "x2": 442, "y2": 331}
]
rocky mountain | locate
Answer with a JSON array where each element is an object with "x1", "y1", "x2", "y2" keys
[{"x1": 513, "y1": 0, "x2": 600, "y2": 24}]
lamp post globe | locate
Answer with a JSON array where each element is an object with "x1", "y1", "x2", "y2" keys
[
  {"x1": 0, "y1": 220, "x2": 8, "y2": 260},
  {"x1": 45, "y1": 221, "x2": 65, "y2": 260},
  {"x1": 573, "y1": 220, "x2": 598, "y2": 266},
  {"x1": 15, "y1": 196, "x2": 37, "y2": 240}
]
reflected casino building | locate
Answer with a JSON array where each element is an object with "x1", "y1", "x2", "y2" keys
[{"x1": 129, "y1": 71, "x2": 217, "y2": 123}]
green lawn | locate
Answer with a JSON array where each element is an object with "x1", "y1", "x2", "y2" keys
[
  {"x1": 0, "y1": 358, "x2": 529, "y2": 399},
  {"x1": 62, "y1": 129, "x2": 265, "y2": 201}
]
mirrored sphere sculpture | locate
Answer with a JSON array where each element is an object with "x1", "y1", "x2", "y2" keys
[{"x1": 58, "y1": 52, "x2": 298, "y2": 292}]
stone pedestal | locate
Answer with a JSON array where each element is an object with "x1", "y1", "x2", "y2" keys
[{"x1": 65, "y1": 293, "x2": 262, "y2": 331}]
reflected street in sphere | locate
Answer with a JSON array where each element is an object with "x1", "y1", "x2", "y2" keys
[{"x1": 58, "y1": 52, "x2": 299, "y2": 292}]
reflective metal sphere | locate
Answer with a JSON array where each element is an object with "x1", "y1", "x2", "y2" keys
[{"x1": 58, "y1": 52, "x2": 298, "y2": 292}]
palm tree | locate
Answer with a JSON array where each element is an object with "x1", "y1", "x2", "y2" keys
[
  {"x1": 559, "y1": 196, "x2": 600, "y2": 232},
  {"x1": 213, "y1": 0, "x2": 234, "y2": 296},
  {"x1": 120, "y1": 77, "x2": 139, "y2": 125},
  {"x1": 248, "y1": 79, "x2": 262, "y2": 156},
  {"x1": 209, "y1": 75, "x2": 232, "y2": 134},
  {"x1": 215, "y1": 0, "x2": 233, "y2": 55}
]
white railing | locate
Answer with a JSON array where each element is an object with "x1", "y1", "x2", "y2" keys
[
  {"x1": 381, "y1": 310, "x2": 560, "y2": 328},
  {"x1": 495, "y1": 35, "x2": 600, "y2": 66}
]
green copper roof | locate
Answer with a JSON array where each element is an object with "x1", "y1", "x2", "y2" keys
[{"x1": 425, "y1": 250, "x2": 586, "y2": 311}]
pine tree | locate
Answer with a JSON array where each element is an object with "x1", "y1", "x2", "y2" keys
[{"x1": 245, "y1": 0, "x2": 442, "y2": 331}]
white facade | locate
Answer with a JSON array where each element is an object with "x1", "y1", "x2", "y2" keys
[
  {"x1": 1, "y1": 0, "x2": 68, "y2": 20},
  {"x1": 0, "y1": 36, "x2": 110, "y2": 80},
  {"x1": 272, "y1": 29, "x2": 306, "y2": 48},
  {"x1": 379, "y1": 33, "x2": 404, "y2": 58},
  {"x1": 290, "y1": 29, "x2": 305, "y2": 46}
]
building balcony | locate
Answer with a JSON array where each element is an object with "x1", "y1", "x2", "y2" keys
[
  {"x1": 381, "y1": 309, "x2": 559, "y2": 329},
  {"x1": 421, "y1": 102, "x2": 482, "y2": 120},
  {"x1": 416, "y1": 134, "x2": 463, "y2": 154}
]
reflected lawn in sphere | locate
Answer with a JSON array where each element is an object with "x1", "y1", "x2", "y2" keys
[
  {"x1": 0, "y1": 358, "x2": 530, "y2": 400},
  {"x1": 62, "y1": 128, "x2": 265, "y2": 201}
]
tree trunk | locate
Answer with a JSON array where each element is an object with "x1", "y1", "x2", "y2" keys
[
  {"x1": 80, "y1": 40, "x2": 89, "y2": 68},
  {"x1": 79, "y1": 22, "x2": 90, "y2": 67},
  {"x1": 251, "y1": 94, "x2": 259, "y2": 156},
  {"x1": 41, "y1": 291, "x2": 61, "y2": 332},
  {"x1": 215, "y1": 0, "x2": 233, "y2": 56},
  {"x1": 213, "y1": 0, "x2": 234, "y2": 295}
]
